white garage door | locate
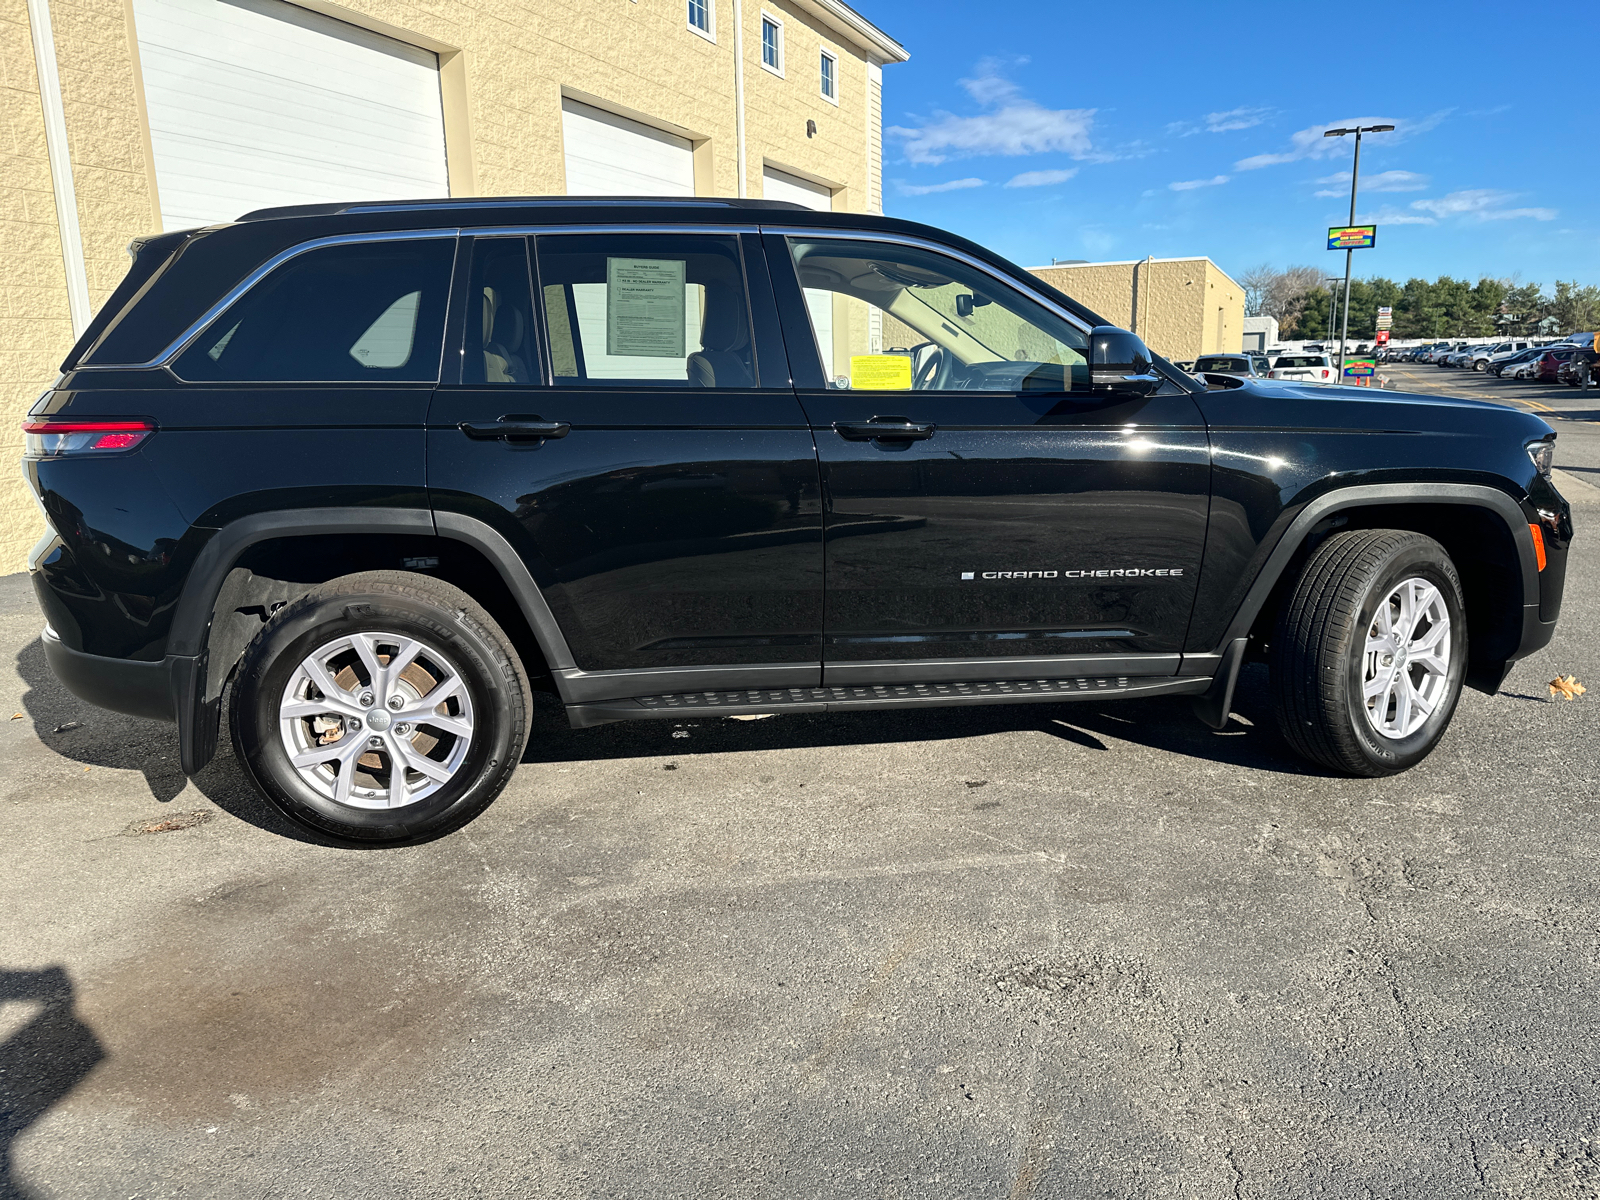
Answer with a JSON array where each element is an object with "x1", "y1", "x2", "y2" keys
[
  {"x1": 132, "y1": 0, "x2": 449, "y2": 231},
  {"x1": 763, "y1": 167, "x2": 845, "y2": 377},
  {"x1": 562, "y1": 100, "x2": 695, "y2": 197}
]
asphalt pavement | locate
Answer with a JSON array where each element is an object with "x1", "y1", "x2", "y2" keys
[{"x1": 1, "y1": 368, "x2": 1597, "y2": 1199}]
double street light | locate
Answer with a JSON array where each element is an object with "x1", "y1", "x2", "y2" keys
[{"x1": 1324, "y1": 124, "x2": 1394, "y2": 374}]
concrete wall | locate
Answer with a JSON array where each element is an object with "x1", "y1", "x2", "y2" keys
[
  {"x1": 1030, "y1": 257, "x2": 1246, "y2": 362},
  {"x1": 1, "y1": 0, "x2": 900, "y2": 573}
]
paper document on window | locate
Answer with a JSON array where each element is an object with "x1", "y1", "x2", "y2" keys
[
  {"x1": 850, "y1": 354, "x2": 913, "y2": 390},
  {"x1": 607, "y1": 258, "x2": 686, "y2": 358}
]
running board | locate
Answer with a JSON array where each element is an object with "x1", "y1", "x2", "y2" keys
[{"x1": 565, "y1": 674, "x2": 1211, "y2": 728}]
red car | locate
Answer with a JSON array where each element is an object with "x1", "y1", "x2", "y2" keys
[{"x1": 1534, "y1": 347, "x2": 1577, "y2": 381}]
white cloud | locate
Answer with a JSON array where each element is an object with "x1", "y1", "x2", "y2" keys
[
  {"x1": 1410, "y1": 189, "x2": 1556, "y2": 221},
  {"x1": 1315, "y1": 169, "x2": 1429, "y2": 197},
  {"x1": 1355, "y1": 206, "x2": 1437, "y2": 226},
  {"x1": 887, "y1": 61, "x2": 1096, "y2": 165},
  {"x1": 1169, "y1": 175, "x2": 1230, "y2": 191},
  {"x1": 895, "y1": 177, "x2": 987, "y2": 196},
  {"x1": 1205, "y1": 106, "x2": 1271, "y2": 133},
  {"x1": 1235, "y1": 111, "x2": 1450, "y2": 170},
  {"x1": 1005, "y1": 168, "x2": 1078, "y2": 188}
]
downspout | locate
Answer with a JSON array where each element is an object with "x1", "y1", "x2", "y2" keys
[
  {"x1": 27, "y1": 0, "x2": 92, "y2": 337},
  {"x1": 732, "y1": 0, "x2": 747, "y2": 197}
]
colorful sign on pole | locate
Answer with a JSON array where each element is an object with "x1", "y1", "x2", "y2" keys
[
  {"x1": 1375, "y1": 330, "x2": 1390, "y2": 345},
  {"x1": 1343, "y1": 356, "x2": 1378, "y2": 377},
  {"x1": 1328, "y1": 225, "x2": 1378, "y2": 250},
  {"x1": 1376, "y1": 305, "x2": 1393, "y2": 330}
]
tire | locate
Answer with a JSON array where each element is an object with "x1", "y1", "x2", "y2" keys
[
  {"x1": 230, "y1": 571, "x2": 531, "y2": 843},
  {"x1": 1270, "y1": 530, "x2": 1467, "y2": 776},
  {"x1": 1473, "y1": 360, "x2": 1486, "y2": 371}
]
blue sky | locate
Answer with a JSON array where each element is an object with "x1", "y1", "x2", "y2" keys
[{"x1": 853, "y1": 0, "x2": 1596, "y2": 287}]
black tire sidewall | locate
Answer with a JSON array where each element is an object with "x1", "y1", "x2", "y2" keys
[
  {"x1": 233, "y1": 592, "x2": 521, "y2": 843},
  {"x1": 1339, "y1": 547, "x2": 1467, "y2": 773}
]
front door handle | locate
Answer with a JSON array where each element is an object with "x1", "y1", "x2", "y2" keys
[
  {"x1": 459, "y1": 417, "x2": 571, "y2": 442},
  {"x1": 833, "y1": 417, "x2": 936, "y2": 442}
]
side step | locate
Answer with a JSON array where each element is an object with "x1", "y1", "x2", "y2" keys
[{"x1": 566, "y1": 674, "x2": 1211, "y2": 728}]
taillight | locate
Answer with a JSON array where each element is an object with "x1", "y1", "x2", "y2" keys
[{"x1": 22, "y1": 419, "x2": 154, "y2": 457}]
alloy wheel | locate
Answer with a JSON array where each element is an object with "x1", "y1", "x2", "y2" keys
[
  {"x1": 278, "y1": 631, "x2": 475, "y2": 808},
  {"x1": 1361, "y1": 577, "x2": 1452, "y2": 740}
]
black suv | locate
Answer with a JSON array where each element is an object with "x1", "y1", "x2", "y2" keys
[{"x1": 26, "y1": 198, "x2": 1571, "y2": 843}]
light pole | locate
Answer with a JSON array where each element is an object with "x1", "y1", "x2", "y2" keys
[
  {"x1": 1324, "y1": 124, "x2": 1394, "y2": 378},
  {"x1": 1325, "y1": 277, "x2": 1342, "y2": 344}
]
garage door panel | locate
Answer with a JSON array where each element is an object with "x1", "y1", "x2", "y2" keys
[
  {"x1": 133, "y1": 0, "x2": 449, "y2": 230},
  {"x1": 561, "y1": 99, "x2": 694, "y2": 197}
]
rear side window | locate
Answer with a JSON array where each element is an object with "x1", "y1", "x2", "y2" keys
[
  {"x1": 175, "y1": 238, "x2": 456, "y2": 383},
  {"x1": 463, "y1": 237, "x2": 537, "y2": 385},
  {"x1": 534, "y1": 233, "x2": 756, "y2": 388},
  {"x1": 1195, "y1": 356, "x2": 1248, "y2": 372}
]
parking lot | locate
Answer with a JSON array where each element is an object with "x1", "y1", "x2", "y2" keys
[{"x1": 2, "y1": 374, "x2": 1598, "y2": 1199}]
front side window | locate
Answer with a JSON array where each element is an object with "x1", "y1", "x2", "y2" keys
[
  {"x1": 688, "y1": 0, "x2": 712, "y2": 36},
  {"x1": 176, "y1": 238, "x2": 455, "y2": 383},
  {"x1": 761, "y1": 15, "x2": 782, "y2": 72},
  {"x1": 786, "y1": 238, "x2": 1088, "y2": 392},
  {"x1": 820, "y1": 50, "x2": 837, "y2": 100},
  {"x1": 536, "y1": 233, "x2": 756, "y2": 389}
]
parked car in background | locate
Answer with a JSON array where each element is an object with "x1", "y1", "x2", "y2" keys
[
  {"x1": 1443, "y1": 345, "x2": 1487, "y2": 368},
  {"x1": 1506, "y1": 355, "x2": 1543, "y2": 381},
  {"x1": 1533, "y1": 347, "x2": 1578, "y2": 381},
  {"x1": 1491, "y1": 347, "x2": 1545, "y2": 378},
  {"x1": 1194, "y1": 353, "x2": 1272, "y2": 381},
  {"x1": 1472, "y1": 341, "x2": 1534, "y2": 371},
  {"x1": 1427, "y1": 344, "x2": 1462, "y2": 364},
  {"x1": 1268, "y1": 352, "x2": 1335, "y2": 382},
  {"x1": 1557, "y1": 350, "x2": 1597, "y2": 388}
]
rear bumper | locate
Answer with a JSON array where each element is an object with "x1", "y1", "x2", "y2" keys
[{"x1": 40, "y1": 625, "x2": 184, "y2": 722}]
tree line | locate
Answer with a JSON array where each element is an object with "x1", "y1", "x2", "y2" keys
[{"x1": 1238, "y1": 265, "x2": 1600, "y2": 341}]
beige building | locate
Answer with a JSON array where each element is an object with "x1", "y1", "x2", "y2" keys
[
  {"x1": 2, "y1": 0, "x2": 905, "y2": 570},
  {"x1": 1029, "y1": 257, "x2": 1245, "y2": 363}
]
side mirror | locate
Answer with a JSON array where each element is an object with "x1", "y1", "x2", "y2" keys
[{"x1": 1088, "y1": 326, "x2": 1161, "y2": 396}]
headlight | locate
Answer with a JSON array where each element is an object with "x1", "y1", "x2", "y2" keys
[{"x1": 1526, "y1": 437, "x2": 1555, "y2": 478}]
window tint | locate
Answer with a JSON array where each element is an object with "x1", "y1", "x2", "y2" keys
[
  {"x1": 176, "y1": 238, "x2": 455, "y2": 383},
  {"x1": 463, "y1": 238, "x2": 536, "y2": 385},
  {"x1": 536, "y1": 233, "x2": 756, "y2": 388},
  {"x1": 1272, "y1": 355, "x2": 1326, "y2": 367},
  {"x1": 1195, "y1": 356, "x2": 1248, "y2": 372},
  {"x1": 786, "y1": 238, "x2": 1088, "y2": 392}
]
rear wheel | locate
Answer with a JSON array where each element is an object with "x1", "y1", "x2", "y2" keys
[
  {"x1": 1270, "y1": 530, "x2": 1467, "y2": 776},
  {"x1": 230, "y1": 571, "x2": 530, "y2": 843}
]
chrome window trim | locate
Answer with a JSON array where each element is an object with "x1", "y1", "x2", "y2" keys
[
  {"x1": 75, "y1": 228, "x2": 460, "y2": 373},
  {"x1": 758, "y1": 225, "x2": 1096, "y2": 339}
]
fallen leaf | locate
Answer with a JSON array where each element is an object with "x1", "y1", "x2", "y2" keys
[
  {"x1": 1549, "y1": 675, "x2": 1587, "y2": 701},
  {"x1": 9, "y1": 713, "x2": 21, "y2": 720}
]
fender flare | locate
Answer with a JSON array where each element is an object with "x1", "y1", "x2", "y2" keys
[
  {"x1": 169, "y1": 506, "x2": 575, "y2": 775},
  {"x1": 1207, "y1": 481, "x2": 1539, "y2": 654}
]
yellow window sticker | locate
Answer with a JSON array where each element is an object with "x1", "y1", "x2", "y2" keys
[{"x1": 850, "y1": 354, "x2": 913, "y2": 391}]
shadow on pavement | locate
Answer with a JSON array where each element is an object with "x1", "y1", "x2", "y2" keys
[{"x1": 0, "y1": 967, "x2": 105, "y2": 1200}]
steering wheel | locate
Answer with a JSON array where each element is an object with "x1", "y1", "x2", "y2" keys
[{"x1": 909, "y1": 341, "x2": 946, "y2": 390}]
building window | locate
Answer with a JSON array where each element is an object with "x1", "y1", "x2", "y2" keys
[
  {"x1": 760, "y1": 13, "x2": 783, "y2": 75},
  {"x1": 688, "y1": 0, "x2": 714, "y2": 41},
  {"x1": 819, "y1": 49, "x2": 838, "y2": 102}
]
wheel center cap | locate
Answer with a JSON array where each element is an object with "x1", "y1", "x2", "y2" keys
[
  {"x1": 1393, "y1": 646, "x2": 1408, "y2": 669},
  {"x1": 366, "y1": 709, "x2": 392, "y2": 732}
]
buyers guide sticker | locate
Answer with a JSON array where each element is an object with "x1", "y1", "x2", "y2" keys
[
  {"x1": 607, "y1": 258, "x2": 686, "y2": 358},
  {"x1": 849, "y1": 354, "x2": 914, "y2": 390}
]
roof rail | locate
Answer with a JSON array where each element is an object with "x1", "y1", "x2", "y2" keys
[{"x1": 238, "y1": 196, "x2": 809, "y2": 221}]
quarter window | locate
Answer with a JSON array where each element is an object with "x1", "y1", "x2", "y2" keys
[
  {"x1": 536, "y1": 233, "x2": 757, "y2": 389},
  {"x1": 761, "y1": 14, "x2": 783, "y2": 74},
  {"x1": 786, "y1": 238, "x2": 1088, "y2": 392},
  {"x1": 175, "y1": 238, "x2": 455, "y2": 383},
  {"x1": 464, "y1": 237, "x2": 537, "y2": 386},
  {"x1": 820, "y1": 49, "x2": 837, "y2": 101}
]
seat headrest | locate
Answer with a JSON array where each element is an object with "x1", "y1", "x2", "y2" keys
[{"x1": 699, "y1": 286, "x2": 747, "y2": 354}]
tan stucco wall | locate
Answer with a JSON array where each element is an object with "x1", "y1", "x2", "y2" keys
[
  {"x1": 1, "y1": 0, "x2": 75, "y2": 563},
  {"x1": 1, "y1": 0, "x2": 894, "y2": 572},
  {"x1": 1030, "y1": 258, "x2": 1246, "y2": 362}
]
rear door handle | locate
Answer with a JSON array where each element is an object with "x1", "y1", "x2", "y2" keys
[
  {"x1": 459, "y1": 417, "x2": 571, "y2": 442},
  {"x1": 833, "y1": 418, "x2": 936, "y2": 442}
]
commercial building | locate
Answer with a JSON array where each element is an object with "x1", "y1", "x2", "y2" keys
[
  {"x1": 4, "y1": 0, "x2": 905, "y2": 569},
  {"x1": 1028, "y1": 257, "x2": 1246, "y2": 363}
]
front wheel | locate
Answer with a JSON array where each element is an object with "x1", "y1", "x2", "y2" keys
[
  {"x1": 1270, "y1": 530, "x2": 1467, "y2": 776},
  {"x1": 230, "y1": 571, "x2": 531, "y2": 843}
]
